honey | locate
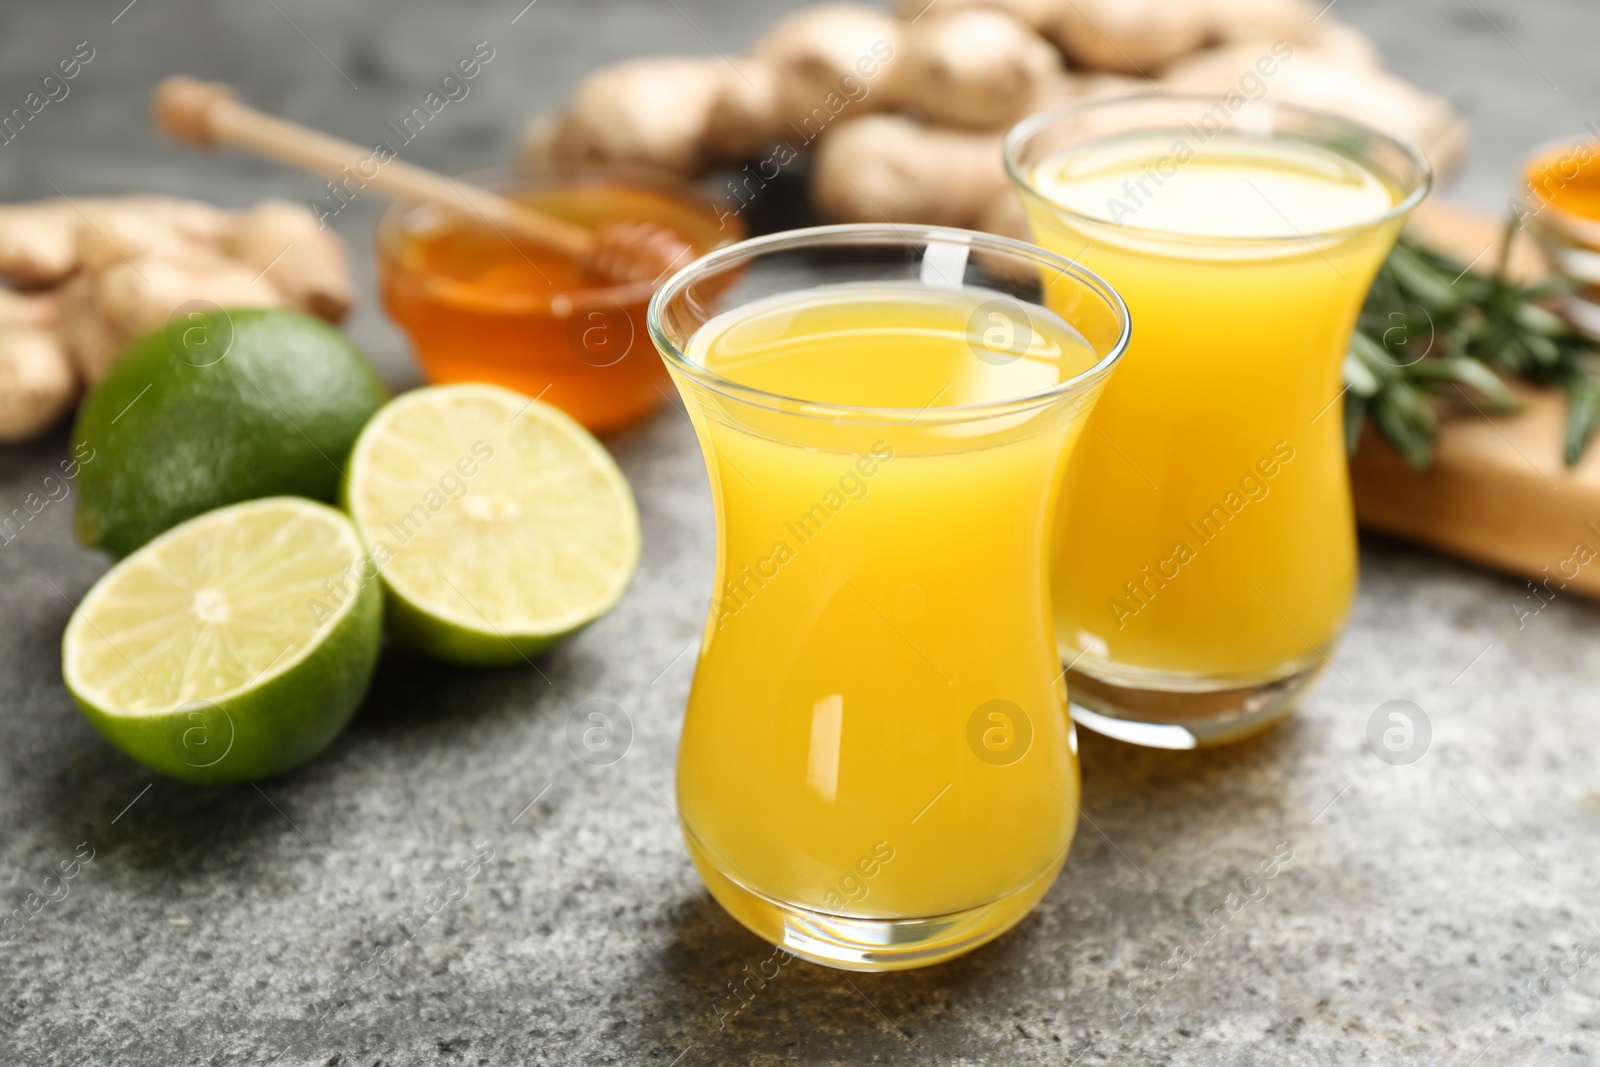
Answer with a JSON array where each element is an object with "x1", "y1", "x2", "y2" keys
[
  {"x1": 1525, "y1": 141, "x2": 1600, "y2": 223},
  {"x1": 1520, "y1": 139, "x2": 1600, "y2": 340},
  {"x1": 377, "y1": 173, "x2": 738, "y2": 432}
]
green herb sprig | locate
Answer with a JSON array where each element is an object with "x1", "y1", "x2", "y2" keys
[{"x1": 1345, "y1": 218, "x2": 1600, "y2": 468}]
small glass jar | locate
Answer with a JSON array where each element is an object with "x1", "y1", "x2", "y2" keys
[
  {"x1": 377, "y1": 166, "x2": 741, "y2": 433},
  {"x1": 1517, "y1": 137, "x2": 1600, "y2": 340}
]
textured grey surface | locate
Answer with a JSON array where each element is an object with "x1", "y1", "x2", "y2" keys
[{"x1": 2, "y1": 1, "x2": 1599, "y2": 1064}]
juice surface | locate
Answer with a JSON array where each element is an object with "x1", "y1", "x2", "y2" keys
[
  {"x1": 694, "y1": 282, "x2": 1097, "y2": 406},
  {"x1": 380, "y1": 183, "x2": 731, "y2": 431},
  {"x1": 674, "y1": 282, "x2": 1098, "y2": 920},
  {"x1": 1026, "y1": 132, "x2": 1404, "y2": 685}
]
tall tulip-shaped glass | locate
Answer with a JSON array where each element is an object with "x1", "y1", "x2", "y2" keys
[
  {"x1": 1006, "y1": 94, "x2": 1431, "y2": 748},
  {"x1": 648, "y1": 225, "x2": 1130, "y2": 969}
]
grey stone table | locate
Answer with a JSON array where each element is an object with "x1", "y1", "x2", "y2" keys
[{"x1": 2, "y1": 1, "x2": 1598, "y2": 1063}]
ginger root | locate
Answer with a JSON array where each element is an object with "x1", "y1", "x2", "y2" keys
[
  {"x1": 888, "y1": 0, "x2": 1375, "y2": 77},
  {"x1": 812, "y1": 114, "x2": 1007, "y2": 228},
  {"x1": 704, "y1": 59, "x2": 785, "y2": 161},
  {"x1": 521, "y1": 0, "x2": 1407, "y2": 191},
  {"x1": 811, "y1": 69, "x2": 1148, "y2": 233},
  {"x1": 703, "y1": 11, "x2": 908, "y2": 164},
  {"x1": 975, "y1": 190, "x2": 1030, "y2": 243},
  {"x1": 0, "y1": 327, "x2": 77, "y2": 443},
  {"x1": 1047, "y1": 0, "x2": 1212, "y2": 75},
  {"x1": 0, "y1": 289, "x2": 60, "y2": 329},
  {"x1": 898, "y1": 7, "x2": 1063, "y2": 130},
  {"x1": 1202, "y1": 0, "x2": 1321, "y2": 45},
  {"x1": 531, "y1": 56, "x2": 792, "y2": 174},
  {"x1": 227, "y1": 199, "x2": 353, "y2": 322},
  {"x1": 0, "y1": 194, "x2": 352, "y2": 439},
  {"x1": 752, "y1": 4, "x2": 903, "y2": 128},
  {"x1": 544, "y1": 57, "x2": 732, "y2": 175},
  {"x1": 0, "y1": 290, "x2": 72, "y2": 442},
  {"x1": 60, "y1": 255, "x2": 286, "y2": 383},
  {"x1": 522, "y1": 0, "x2": 1458, "y2": 263},
  {"x1": 0, "y1": 202, "x2": 82, "y2": 287},
  {"x1": 530, "y1": 4, "x2": 904, "y2": 176},
  {"x1": 894, "y1": 0, "x2": 1064, "y2": 33},
  {"x1": 1199, "y1": 0, "x2": 1378, "y2": 66},
  {"x1": 1162, "y1": 46, "x2": 1467, "y2": 178}
]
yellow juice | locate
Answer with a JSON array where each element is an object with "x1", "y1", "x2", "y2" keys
[
  {"x1": 671, "y1": 281, "x2": 1105, "y2": 936},
  {"x1": 1023, "y1": 132, "x2": 1405, "y2": 688}
]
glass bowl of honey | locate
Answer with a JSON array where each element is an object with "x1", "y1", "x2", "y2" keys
[
  {"x1": 377, "y1": 166, "x2": 741, "y2": 432},
  {"x1": 1518, "y1": 137, "x2": 1600, "y2": 339}
]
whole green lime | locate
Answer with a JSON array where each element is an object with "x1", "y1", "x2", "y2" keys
[{"x1": 72, "y1": 308, "x2": 387, "y2": 558}]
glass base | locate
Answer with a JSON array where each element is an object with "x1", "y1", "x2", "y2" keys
[
  {"x1": 1065, "y1": 654, "x2": 1327, "y2": 748},
  {"x1": 683, "y1": 826, "x2": 1063, "y2": 971}
]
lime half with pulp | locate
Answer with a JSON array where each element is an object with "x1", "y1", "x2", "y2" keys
[
  {"x1": 343, "y1": 383, "x2": 640, "y2": 666},
  {"x1": 62, "y1": 497, "x2": 383, "y2": 784}
]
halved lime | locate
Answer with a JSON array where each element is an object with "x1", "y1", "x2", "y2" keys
[
  {"x1": 342, "y1": 383, "x2": 640, "y2": 666},
  {"x1": 62, "y1": 497, "x2": 382, "y2": 784}
]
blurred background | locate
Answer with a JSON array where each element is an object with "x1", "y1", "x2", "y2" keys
[
  {"x1": 2, "y1": 2, "x2": 1599, "y2": 1065},
  {"x1": 3, "y1": 0, "x2": 1596, "y2": 389}
]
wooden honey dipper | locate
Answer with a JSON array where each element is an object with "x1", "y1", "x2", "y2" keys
[{"x1": 151, "y1": 76, "x2": 695, "y2": 286}]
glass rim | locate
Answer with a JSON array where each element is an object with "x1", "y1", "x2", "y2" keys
[
  {"x1": 1003, "y1": 91, "x2": 1435, "y2": 246},
  {"x1": 374, "y1": 162, "x2": 743, "y2": 311},
  {"x1": 646, "y1": 223, "x2": 1132, "y2": 423}
]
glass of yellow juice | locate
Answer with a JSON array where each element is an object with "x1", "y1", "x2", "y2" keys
[
  {"x1": 648, "y1": 225, "x2": 1130, "y2": 970},
  {"x1": 1005, "y1": 94, "x2": 1430, "y2": 749}
]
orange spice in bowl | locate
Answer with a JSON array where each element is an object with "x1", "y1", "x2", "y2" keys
[
  {"x1": 377, "y1": 168, "x2": 741, "y2": 432},
  {"x1": 1518, "y1": 138, "x2": 1600, "y2": 339}
]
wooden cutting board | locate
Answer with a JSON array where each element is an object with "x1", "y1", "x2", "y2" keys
[{"x1": 1349, "y1": 200, "x2": 1600, "y2": 598}]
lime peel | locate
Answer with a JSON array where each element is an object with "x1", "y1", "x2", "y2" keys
[
  {"x1": 70, "y1": 308, "x2": 387, "y2": 558},
  {"x1": 62, "y1": 497, "x2": 382, "y2": 784},
  {"x1": 343, "y1": 383, "x2": 640, "y2": 666}
]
